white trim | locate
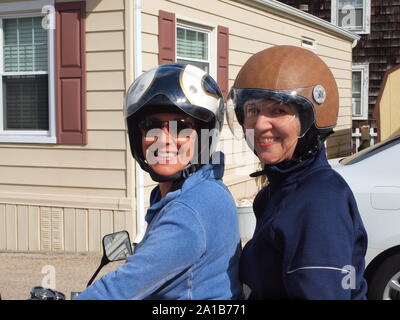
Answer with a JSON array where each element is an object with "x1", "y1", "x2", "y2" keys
[
  {"x1": 0, "y1": 191, "x2": 132, "y2": 211},
  {"x1": 0, "y1": 19, "x2": 3, "y2": 131},
  {"x1": 287, "y1": 266, "x2": 351, "y2": 274},
  {"x1": 175, "y1": 21, "x2": 215, "y2": 79},
  {"x1": 0, "y1": 130, "x2": 48, "y2": 135},
  {"x1": 175, "y1": 16, "x2": 218, "y2": 78},
  {"x1": 234, "y1": 0, "x2": 360, "y2": 45},
  {"x1": 0, "y1": 135, "x2": 56, "y2": 143},
  {"x1": 352, "y1": 63, "x2": 369, "y2": 120},
  {"x1": 331, "y1": 0, "x2": 371, "y2": 35},
  {"x1": 2, "y1": 71, "x2": 48, "y2": 76},
  {"x1": 0, "y1": 12, "x2": 56, "y2": 144},
  {"x1": 0, "y1": 0, "x2": 54, "y2": 13},
  {"x1": 133, "y1": 0, "x2": 146, "y2": 244},
  {"x1": 47, "y1": 24, "x2": 56, "y2": 141}
]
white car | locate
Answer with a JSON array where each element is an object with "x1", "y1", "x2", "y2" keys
[{"x1": 329, "y1": 135, "x2": 400, "y2": 300}]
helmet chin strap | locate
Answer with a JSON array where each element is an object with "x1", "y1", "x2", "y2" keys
[
  {"x1": 148, "y1": 163, "x2": 199, "y2": 183},
  {"x1": 249, "y1": 125, "x2": 331, "y2": 177}
]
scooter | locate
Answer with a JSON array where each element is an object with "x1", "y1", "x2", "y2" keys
[{"x1": 28, "y1": 230, "x2": 133, "y2": 300}]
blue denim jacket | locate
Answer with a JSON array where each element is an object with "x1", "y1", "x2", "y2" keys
[{"x1": 76, "y1": 152, "x2": 243, "y2": 300}]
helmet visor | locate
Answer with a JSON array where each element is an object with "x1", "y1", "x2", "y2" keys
[
  {"x1": 226, "y1": 88, "x2": 316, "y2": 139},
  {"x1": 125, "y1": 64, "x2": 223, "y2": 124}
]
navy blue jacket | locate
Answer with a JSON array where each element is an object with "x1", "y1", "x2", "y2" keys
[{"x1": 240, "y1": 146, "x2": 368, "y2": 300}]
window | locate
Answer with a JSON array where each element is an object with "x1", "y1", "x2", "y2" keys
[
  {"x1": 331, "y1": 0, "x2": 371, "y2": 34},
  {"x1": 352, "y1": 64, "x2": 369, "y2": 120},
  {"x1": 0, "y1": 12, "x2": 55, "y2": 143},
  {"x1": 176, "y1": 24, "x2": 211, "y2": 73}
]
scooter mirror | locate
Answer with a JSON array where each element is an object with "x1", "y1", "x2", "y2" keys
[
  {"x1": 102, "y1": 230, "x2": 133, "y2": 262},
  {"x1": 86, "y1": 230, "x2": 133, "y2": 288}
]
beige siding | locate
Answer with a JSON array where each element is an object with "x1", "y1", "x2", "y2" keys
[
  {"x1": 87, "y1": 31, "x2": 125, "y2": 52},
  {"x1": 0, "y1": 204, "x2": 134, "y2": 253},
  {"x1": 379, "y1": 69, "x2": 400, "y2": 141},
  {"x1": 86, "y1": 11, "x2": 124, "y2": 32},
  {"x1": 0, "y1": 0, "x2": 130, "y2": 199},
  {"x1": 0, "y1": 0, "x2": 135, "y2": 252},
  {"x1": 0, "y1": 0, "x2": 354, "y2": 252},
  {"x1": 87, "y1": 52, "x2": 125, "y2": 71},
  {"x1": 141, "y1": 0, "x2": 353, "y2": 200}
]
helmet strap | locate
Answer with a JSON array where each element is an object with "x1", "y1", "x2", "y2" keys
[
  {"x1": 148, "y1": 163, "x2": 201, "y2": 183},
  {"x1": 249, "y1": 125, "x2": 333, "y2": 176}
]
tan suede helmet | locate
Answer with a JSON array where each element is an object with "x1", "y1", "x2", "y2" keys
[{"x1": 227, "y1": 45, "x2": 339, "y2": 138}]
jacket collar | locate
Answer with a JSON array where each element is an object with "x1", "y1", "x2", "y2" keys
[
  {"x1": 263, "y1": 145, "x2": 329, "y2": 186},
  {"x1": 145, "y1": 151, "x2": 225, "y2": 222}
]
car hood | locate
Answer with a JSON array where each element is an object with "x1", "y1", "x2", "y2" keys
[{"x1": 328, "y1": 157, "x2": 345, "y2": 168}]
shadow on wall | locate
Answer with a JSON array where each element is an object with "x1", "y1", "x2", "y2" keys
[
  {"x1": 389, "y1": 127, "x2": 400, "y2": 139},
  {"x1": 86, "y1": 0, "x2": 103, "y2": 12},
  {"x1": 326, "y1": 127, "x2": 353, "y2": 159}
]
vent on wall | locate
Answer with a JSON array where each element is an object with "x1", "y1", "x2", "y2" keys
[
  {"x1": 301, "y1": 36, "x2": 316, "y2": 50},
  {"x1": 40, "y1": 207, "x2": 64, "y2": 251}
]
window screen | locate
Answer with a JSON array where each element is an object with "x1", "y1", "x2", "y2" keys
[
  {"x1": 2, "y1": 16, "x2": 48, "y2": 130},
  {"x1": 176, "y1": 25, "x2": 209, "y2": 73},
  {"x1": 337, "y1": 0, "x2": 364, "y2": 30}
]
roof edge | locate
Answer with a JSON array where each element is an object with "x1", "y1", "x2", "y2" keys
[{"x1": 234, "y1": 0, "x2": 360, "y2": 45}]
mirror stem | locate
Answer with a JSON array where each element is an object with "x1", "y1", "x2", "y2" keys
[{"x1": 86, "y1": 255, "x2": 109, "y2": 288}]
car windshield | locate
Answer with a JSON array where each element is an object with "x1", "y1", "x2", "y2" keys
[{"x1": 340, "y1": 135, "x2": 400, "y2": 165}]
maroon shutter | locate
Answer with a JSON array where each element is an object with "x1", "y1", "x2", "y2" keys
[
  {"x1": 217, "y1": 26, "x2": 229, "y2": 100},
  {"x1": 158, "y1": 10, "x2": 176, "y2": 65},
  {"x1": 55, "y1": 1, "x2": 87, "y2": 145}
]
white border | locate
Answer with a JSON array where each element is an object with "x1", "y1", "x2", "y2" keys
[
  {"x1": 352, "y1": 63, "x2": 369, "y2": 120},
  {"x1": 175, "y1": 16, "x2": 217, "y2": 80},
  {"x1": 331, "y1": 0, "x2": 371, "y2": 35},
  {"x1": 0, "y1": 0, "x2": 53, "y2": 13},
  {"x1": 0, "y1": 2, "x2": 56, "y2": 144}
]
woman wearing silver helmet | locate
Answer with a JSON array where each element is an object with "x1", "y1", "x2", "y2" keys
[
  {"x1": 227, "y1": 46, "x2": 368, "y2": 299},
  {"x1": 75, "y1": 63, "x2": 243, "y2": 300}
]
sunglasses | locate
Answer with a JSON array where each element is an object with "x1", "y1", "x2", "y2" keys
[{"x1": 138, "y1": 118, "x2": 197, "y2": 135}]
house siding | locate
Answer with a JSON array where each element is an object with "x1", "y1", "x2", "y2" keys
[
  {"x1": 0, "y1": 0, "x2": 355, "y2": 252},
  {"x1": 279, "y1": 0, "x2": 400, "y2": 143},
  {"x1": 375, "y1": 66, "x2": 400, "y2": 141},
  {"x1": 0, "y1": 0, "x2": 135, "y2": 252},
  {"x1": 143, "y1": 0, "x2": 353, "y2": 172}
]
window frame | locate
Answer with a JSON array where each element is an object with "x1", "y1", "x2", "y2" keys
[
  {"x1": 175, "y1": 19, "x2": 216, "y2": 79},
  {"x1": 0, "y1": 5, "x2": 56, "y2": 144},
  {"x1": 352, "y1": 63, "x2": 369, "y2": 120},
  {"x1": 331, "y1": 0, "x2": 371, "y2": 35}
]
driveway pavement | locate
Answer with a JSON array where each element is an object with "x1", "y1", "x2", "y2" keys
[
  {"x1": 1, "y1": 239, "x2": 249, "y2": 300},
  {"x1": 0, "y1": 252, "x2": 123, "y2": 300}
]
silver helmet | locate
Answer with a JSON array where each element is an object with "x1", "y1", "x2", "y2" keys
[{"x1": 124, "y1": 63, "x2": 225, "y2": 182}]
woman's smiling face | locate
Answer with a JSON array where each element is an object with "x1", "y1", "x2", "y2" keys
[
  {"x1": 243, "y1": 99, "x2": 301, "y2": 165},
  {"x1": 141, "y1": 113, "x2": 198, "y2": 177}
]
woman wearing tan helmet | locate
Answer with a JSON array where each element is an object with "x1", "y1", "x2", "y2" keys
[{"x1": 227, "y1": 46, "x2": 368, "y2": 299}]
